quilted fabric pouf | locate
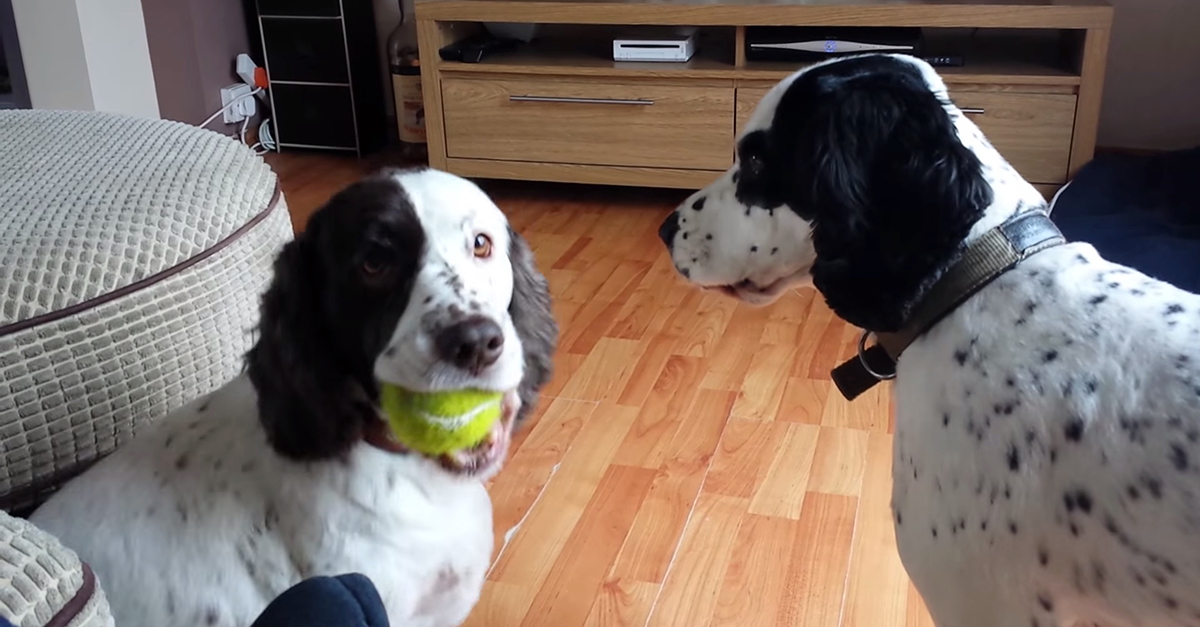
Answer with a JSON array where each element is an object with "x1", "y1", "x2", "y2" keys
[
  {"x1": 0, "y1": 110, "x2": 294, "y2": 513},
  {"x1": 0, "y1": 510, "x2": 113, "y2": 627}
]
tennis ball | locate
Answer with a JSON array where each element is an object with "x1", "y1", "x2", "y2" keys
[{"x1": 378, "y1": 383, "x2": 503, "y2": 456}]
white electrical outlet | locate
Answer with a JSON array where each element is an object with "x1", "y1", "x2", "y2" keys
[{"x1": 220, "y1": 84, "x2": 254, "y2": 124}]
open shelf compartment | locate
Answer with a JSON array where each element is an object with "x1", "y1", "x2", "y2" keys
[{"x1": 433, "y1": 23, "x2": 1084, "y2": 85}]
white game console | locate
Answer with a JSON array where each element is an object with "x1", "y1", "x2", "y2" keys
[{"x1": 613, "y1": 29, "x2": 697, "y2": 62}]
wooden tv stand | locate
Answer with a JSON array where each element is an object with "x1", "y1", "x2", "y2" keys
[{"x1": 414, "y1": 0, "x2": 1113, "y2": 196}]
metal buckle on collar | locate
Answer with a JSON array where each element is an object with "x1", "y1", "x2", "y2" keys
[
  {"x1": 857, "y1": 331, "x2": 896, "y2": 381},
  {"x1": 832, "y1": 333, "x2": 897, "y2": 401}
]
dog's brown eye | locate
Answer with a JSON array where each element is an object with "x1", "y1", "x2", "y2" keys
[
  {"x1": 361, "y1": 248, "x2": 389, "y2": 276},
  {"x1": 473, "y1": 233, "x2": 493, "y2": 259}
]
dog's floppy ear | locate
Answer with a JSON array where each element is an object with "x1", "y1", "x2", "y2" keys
[
  {"x1": 507, "y1": 226, "x2": 557, "y2": 426},
  {"x1": 795, "y1": 66, "x2": 993, "y2": 332},
  {"x1": 246, "y1": 228, "x2": 375, "y2": 460}
]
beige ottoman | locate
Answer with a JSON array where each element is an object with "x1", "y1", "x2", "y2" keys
[
  {"x1": 0, "y1": 510, "x2": 113, "y2": 627},
  {"x1": 0, "y1": 109, "x2": 292, "y2": 511}
]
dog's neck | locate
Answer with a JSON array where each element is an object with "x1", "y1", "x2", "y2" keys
[
  {"x1": 954, "y1": 115, "x2": 1052, "y2": 244},
  {"x1": 881, "y1": 123, "x2": 1049, "y2": 332}
]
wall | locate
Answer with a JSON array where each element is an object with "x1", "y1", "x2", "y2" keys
[
  {"x1": 1097, "y1": 0, "x2": 1200, "y2": 151},
  {"x1": 11, "y1": 0, "x2": 94, "y2": 111},
  {"x1": 76, "y1": 0, "x2": 160, "y2": 118},
  {"x1": 141, "y1": 0, "x2": 252, "y2": 130},
  {"x1": 10, "y1": 0, "x2": 158, "y2": 117}
]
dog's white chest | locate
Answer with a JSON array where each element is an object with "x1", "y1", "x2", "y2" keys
[
  {"x1": 277, "y1": 448, "x2": 496, "y2": 627},
  {"x1": 367, "y1": 480, "x2": 494, "y2": 627}
]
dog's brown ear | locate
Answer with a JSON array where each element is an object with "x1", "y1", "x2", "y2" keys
[{"x1": 507, "y1": 226, "x2": 557, "y2": 427}]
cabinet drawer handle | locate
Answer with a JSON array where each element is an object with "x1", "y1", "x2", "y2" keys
[
  {"x1": 509, "y1": 95, "x2": 655, "y2": 106},
  {"x1": 960, "y1": 107, "x2": 986, "y2": 115}
]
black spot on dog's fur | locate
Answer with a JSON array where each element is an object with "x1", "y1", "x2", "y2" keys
[
  {"x1": 1141, "y1": 475, "x2": 1164, "y2": 499},
  {"x1": 1171, "y1": 444, "x2": 1190, "y2": 471},
  {"x1": 1065, "y1": 417, "x2": 1085, "y2": 442},
  {"x1": 692, "y1": 197, "x2": 706, "y2": 211},
  {"x1": 1076, "y1": 490, "x2": 1093, "y2": 513}
]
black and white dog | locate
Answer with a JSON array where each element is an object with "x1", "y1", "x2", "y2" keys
[
  {"x1": 30, "y1": 168, "x2": 557, "y2": 627},
  {"x1": 660, "y1": 53, "x2": 1200, "y2": 627}
]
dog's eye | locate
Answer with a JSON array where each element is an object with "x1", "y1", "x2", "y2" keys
[
  {"x1": 742, "y1": 152, "x2": 763, "y2": 175},
  {"x1": 360, "y1": 247, "x2": 390, "y2": 276},
  {"x1": 473, "y1": 233, "x2": 493, "y2": 259}
]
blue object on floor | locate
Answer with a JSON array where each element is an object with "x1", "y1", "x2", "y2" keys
[
  {"x1": 1, "y1": 616, "x2": 15, "y2": 627},
  {"x1": 250, "y1": 573, "x2": 389, "y2": 627},
  {"x1": 1050, "y1": 146, "x2": 1200, "y2": 294}
]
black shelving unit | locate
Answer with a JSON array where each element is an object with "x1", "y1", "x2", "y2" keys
[{"x1": 253, "y1": 0, "x2": 386, "y2": 155}]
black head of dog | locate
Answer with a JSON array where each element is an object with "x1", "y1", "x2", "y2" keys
[{"x1": 658, "y1": 53, "x2": 1024, "y2": 333}]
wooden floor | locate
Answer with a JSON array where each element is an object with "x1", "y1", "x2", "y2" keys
[{"x1": 268, "y1": 151, "x2": 932, "y2": 627}]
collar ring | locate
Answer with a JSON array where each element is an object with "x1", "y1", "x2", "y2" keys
[{"x1": 857, "y1": 330, "x2": 897, "y2": 381}]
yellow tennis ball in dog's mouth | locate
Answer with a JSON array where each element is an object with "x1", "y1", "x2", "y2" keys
[{"x1": 378, "y1": 384, "x2": 503, "y2": 456}]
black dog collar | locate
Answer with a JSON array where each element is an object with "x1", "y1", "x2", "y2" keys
[{"x1": 831, "y1": 210, "x2": 1067, "y2": 401}]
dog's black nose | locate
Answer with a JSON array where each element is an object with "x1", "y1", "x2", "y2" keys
[
  {"x1": 436, "y1": 316, "x2": 504, "y2": 372},
  {"x1": 658, "y1": 211, "x2": 681, "y2": 248}
]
